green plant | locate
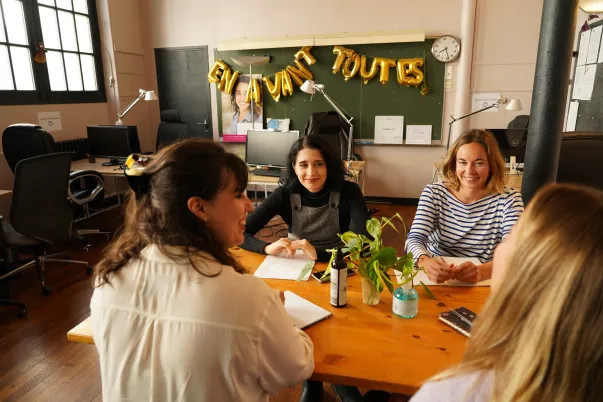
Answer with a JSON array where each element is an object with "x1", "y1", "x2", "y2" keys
[{"x1": 324, "y1": 213, "x2": 425, "y2": 295}]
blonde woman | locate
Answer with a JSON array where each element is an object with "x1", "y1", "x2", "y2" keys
[
  {"x1": 411, "y1": 183, "x2": 603, "y2": 401},
  {"x1": 405, "y1": 129, "x2": 524, "y2": 283}
]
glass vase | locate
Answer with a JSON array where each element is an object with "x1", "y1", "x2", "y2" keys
[
  {"x1": 392, "y1": 281, "x2": 418, "y2": 318},
  {"x1": 361, "y1": 277, "x2": 381, "y2": 305}
]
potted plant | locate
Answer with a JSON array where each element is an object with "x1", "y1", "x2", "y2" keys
[{"x1": 325, "y1": 213, "x2": 428, "y2": 305}]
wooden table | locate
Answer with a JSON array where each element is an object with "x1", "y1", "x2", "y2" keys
[{"x1": 68, "y1": 247, "x2": 488, "y2": 394}]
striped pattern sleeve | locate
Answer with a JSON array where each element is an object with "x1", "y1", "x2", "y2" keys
[
  {"x1": 500, "y1": 190, "x2": 524, "y2": 238},
  {"x1": 405, "y1": 185, "x2": 439, "y2": 262}
]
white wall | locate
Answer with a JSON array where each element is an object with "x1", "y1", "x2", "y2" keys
[{"x1": 138, "y1": 0, "x2": 545, "y2": 197}]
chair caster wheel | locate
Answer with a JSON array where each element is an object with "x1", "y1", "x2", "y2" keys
[
  {"x1": 86, "y1": 265, "x2": 93, "y2": 275},
  {"x1": 42, "y1": 285, "x2": 53, "y2": 296},
  {"x1": 83, "y1": 246, "x2": 90, "y2": 253},
  {"x1": 104, "y1": 234, "x2": 110, "y2": 240},
  {"x1": 18, "y1": 306, "x2": 27, "y2": 318}
]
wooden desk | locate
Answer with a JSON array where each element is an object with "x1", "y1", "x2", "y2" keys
[
  {"x1": 68, "y1": 247, "x2": 488, "y2": 394},
  {"x1": 71, "y1": 158, "x2": 125, "y2": 176}
]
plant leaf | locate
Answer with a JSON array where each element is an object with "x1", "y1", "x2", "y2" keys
[
  {"x1": 368, "y1": 247, "x2": 397, "y2": 268},
  {"x1": 420, "y1": 280, "x2": 437, "y2": 300},
  {"x1": 366, "y1": 218, "x2": 381, "y2": 239}
]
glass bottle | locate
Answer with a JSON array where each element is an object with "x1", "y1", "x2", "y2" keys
[
  {"x1": 393, "y1": 281, "x2": 418, "y2": 318},
  {"x1": 330, "y1": 248, "x2": 347, "y2": 308}
]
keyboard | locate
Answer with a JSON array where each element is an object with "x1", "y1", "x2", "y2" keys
[{"x1": 249, "y1": 168, "x2": 283, "y2": 177}]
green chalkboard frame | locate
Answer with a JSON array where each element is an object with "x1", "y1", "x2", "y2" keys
[{"x1": 215, "y1": 40, "x2": 445, "y2": 141}]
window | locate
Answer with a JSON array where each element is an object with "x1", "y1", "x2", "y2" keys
[{"x1": 0, "y1": 0, "x2": 105, "y2": 105}]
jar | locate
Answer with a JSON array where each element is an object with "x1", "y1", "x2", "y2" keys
[{"x1": 392, "y1": 281, "x2": 418, "y2": 318}]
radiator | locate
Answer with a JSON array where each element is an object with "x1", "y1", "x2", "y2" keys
[{"x1": 55, "y1": 138, "x2": 89, "y2": 161}]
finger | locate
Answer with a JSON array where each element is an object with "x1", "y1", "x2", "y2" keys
[{"x1": 279, "y1": 291, "x2": 285, "y2": 304}]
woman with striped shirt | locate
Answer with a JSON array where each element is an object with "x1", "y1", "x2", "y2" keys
[{"x1": 405, "y1": 129, "x2": 524, "y2": 283}]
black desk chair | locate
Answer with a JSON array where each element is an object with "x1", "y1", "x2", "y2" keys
[
  {"x1": 557, "y1": 132, "x2": 603, "y2": 190},
  {"x1": 304, "y1": 111, "x2": 359, "y2": 161},
  {"x1": 3, "y1": 124, "x2": 109, "y2": 233},
  {"x1": 156, "y1": 109, "x2": 188, "y2": 151},
  {"x1": 0, "y1": 153, "x2": 91, "y2": 299}
]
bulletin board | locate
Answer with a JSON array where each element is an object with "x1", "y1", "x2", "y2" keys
[
  {"x1": 568, "y1": 19, "x2": 603, "y2": 132},
  {"x1": 214, "y1": 40, "x2": 445, "y2": 141}
]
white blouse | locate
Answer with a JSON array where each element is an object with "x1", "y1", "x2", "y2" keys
[{"x1": 90, "y1": 245, "x2": 314, "y2": 402}]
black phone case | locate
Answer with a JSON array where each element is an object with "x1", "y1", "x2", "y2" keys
[{"x1": 438, "y1": 307, "x2": 477, "y2": 338}]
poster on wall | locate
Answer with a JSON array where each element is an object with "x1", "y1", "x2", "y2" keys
[{"x1": 221, "y1": 74, "x2": 263, "y2": 141}]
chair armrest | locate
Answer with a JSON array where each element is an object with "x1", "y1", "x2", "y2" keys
[{"x1": 68, "y1": 170, "x2": 104, "y2": 205}]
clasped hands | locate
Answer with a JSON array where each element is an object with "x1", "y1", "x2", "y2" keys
[
  {"x1": 264, "y1": 238, "x2": 317, "y2": 261},
  {"x1": 419, "y1": 255, "x2": 481, "y2": 284}
]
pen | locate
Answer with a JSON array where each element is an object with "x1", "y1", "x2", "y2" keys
[{"x1": 450, "y1": 309, "x2": 473, "y2": 327}]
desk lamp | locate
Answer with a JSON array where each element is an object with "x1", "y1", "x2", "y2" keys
[
  {"x1": 115, "y1": 89, "x2": 158, "y2": 125},
  {"x1": 445, "y1": 96, "x2": 523, "y2": 151},
  {"x1": 300, "y1": 79, "x2": 354, "y2": 160}
]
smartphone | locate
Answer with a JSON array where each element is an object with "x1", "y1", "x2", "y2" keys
[{"x1": 311, "y1": 269, "x2": 356, "y2": 283}]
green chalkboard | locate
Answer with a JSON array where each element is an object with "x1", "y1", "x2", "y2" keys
[{"x1": 215, "y1": 40, "x2": 445, "y2": 141}]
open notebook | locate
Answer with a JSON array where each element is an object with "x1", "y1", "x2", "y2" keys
[
  {"x1": 398, "y1": 256, "x2": 491, "y2": 286},
  {"x1": 284, "y1": 291, "x2": 332, "y2": 329}
]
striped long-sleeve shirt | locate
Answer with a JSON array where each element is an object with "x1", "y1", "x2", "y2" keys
[{"x1": 405, "y1": 183, "x2": 524, "y2": 263}]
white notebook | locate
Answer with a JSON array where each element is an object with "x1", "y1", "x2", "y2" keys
[
  {"x1": 284, "y1": 291, "x2": 332, "y2": 329},
  {"x1": 254, "y1": 251, "x2": 313, "y2": 280}
]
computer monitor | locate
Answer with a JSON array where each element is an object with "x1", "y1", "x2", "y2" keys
[
  {"x1": 245, "y1": 130, "x2": 300, "y2": 168},
  {"x1": 87, "y1": 125, "x2": 141, "y2": 158},
  {"x1": 487, "y1": 128, "x2": 527, "y2": 164}
]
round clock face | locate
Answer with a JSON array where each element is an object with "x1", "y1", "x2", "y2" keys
[{"x1": 431, "y1": 35, "x2": 461, "y2": 63}]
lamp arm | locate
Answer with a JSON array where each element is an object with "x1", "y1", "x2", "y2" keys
[
  {"x1": 116, "y1": 92, "x2": 145, "y2": 123},
  {"x1": 316, "y1": 87, "x2": 354, "y2": 160},
  {"x1": 445, "y1": 103, "x2": 499, "y2": 150}
]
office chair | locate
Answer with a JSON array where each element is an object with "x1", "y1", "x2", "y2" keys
[
  {"x1": 0, "y1": 153, "x2": 91, "y2": 297},
  {"x1": 156, "y1": 109, "x2": 188, "y2": 151},
  {"x1": 0, "y1": 266, "x2": 27, "y2": 317},
  {"x1": 2, "y1": 124, "x2": 109, "y2": 232},
  {"x1": 557, "y1": 132, "x2": 603, "y2": 190},
  {"x1": 304, "y1": 111, "x2": 358, "y2": 161}
]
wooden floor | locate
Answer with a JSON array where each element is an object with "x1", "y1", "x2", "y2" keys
[{"x1": 0, "y1": 202, "x2": 416, "y2": 402}]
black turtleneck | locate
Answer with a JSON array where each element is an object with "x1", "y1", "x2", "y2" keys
[{"x1": 241, "y1": 181, "x2": 369, "y2": 261}]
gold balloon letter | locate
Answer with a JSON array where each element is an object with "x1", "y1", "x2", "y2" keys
[
  {"x1": 218, "y1": 67, "x2": 239, "y2": 93},
  {"x1": 408, "y1": 58, "x2": 424, "y2": 86},
  {"x1": 286, "y1": 60, "x2": 314, "y2": 87},
  {"x1": 359, "y1": 55, "x2": 378, "y2": 84},
  {"x1": 207, "y1": 60, "x2": 228, "y2": 83},
  {"x1": 375, "y1": 57, "x2": 396, "y2": 84},
  {"x1": 332, "y1": 45, "x2": 356, "y2": 74},
  {"x1": 396, "y1": 58, "x2": 413, "y2": 86},
  {"x1": 281, "y1": 69, "x2": 294, "y2": 96},
  {"x1": 263, "y1": 72, "x2": 282, "y2": 102},
  {"x1": 245, "y1": 78, "x2": 262, "y2": 105},
  {"x1": 342, "y1": 54, "x2": 361, "y2": 82},
  {"x1": 294, "y1": 46, "x2": 316, "y2": 65}
]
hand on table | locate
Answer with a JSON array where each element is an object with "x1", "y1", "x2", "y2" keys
[
  {"x1": 265, "y1": 238, "x2": 296, "y2": 257},
  {"x1": 419, "y1": 256, "x2": 455, "y2": 283},
  {"x1": 452, "y1": 261, "x2": 481, "y2": 283},
  {"x1": 291, "y1": 239, "x2": 317, "y2": 261}
]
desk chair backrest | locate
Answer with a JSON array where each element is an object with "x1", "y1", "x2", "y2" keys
[
  {"x1": 11, "y1": 153, "x2": 74, "y2": 246},
  {"x1": 304, "y1": 111, "x2": 350, "y2": 161},
  {"x1": 2, "y1": 124, "x2": 56, "y2": 173},
  {"x1": 156, "y1": 109, "x2": 188, "y2": 151},
  {"x1": 557, "y1": 132, "x2": 603, "y2": 190}
]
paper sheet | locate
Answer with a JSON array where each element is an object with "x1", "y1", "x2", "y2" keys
[
  {"x1": 37, "y1": 112, "x2": 62, "y2": 132},
  {"x1": 284, "y1": 291, "x2": 332, "y2": 329},
  {"x1": 580, "y1": 64, "x2": 597, "y2": 101},
  {"x1": 374, "y1": 116, "x2": 404, "y2": 144},
  {"x1": 566, "y1": 101, "x2": 579, "y2": 132},
  {"x1": 599, "y1": 29, "x2": 603, "y2": 63},
  {"x1": 398, "y1": 256, "x2": 491, "y2": 287},
  {"x1": 254, "y1": 250, "x2": 314, "y2": 280},
  {"x1": 587, "y1": 26, "x2": 602, "y2": 64},
  {"x1": 577, "y1": 30, "x2": 591, "y2": 66},
  {"x1": 572, "y1": 65, "x2": 585, "y2": 100},
  {"x1": 406, "y1": 125, "x2": 432, "y2": 145}
]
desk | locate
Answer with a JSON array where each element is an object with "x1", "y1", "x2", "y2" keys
[
  {"x1": 68, "y1": 247, "x2": 488, "y2": 394},
  {"x1": 71, "y1": 158, "x2": 125, "y2": 177}
]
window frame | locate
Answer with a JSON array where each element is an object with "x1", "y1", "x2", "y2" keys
[{"x1": 0, "y1": 0, "x2": 106, "y2": 105}]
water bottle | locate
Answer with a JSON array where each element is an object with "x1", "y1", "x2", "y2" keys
[
  {"x1": 330, "y1": 248, "x2": 347, "y2": 307},
  {"x1": 393, "y1": 281, "x2": 418, "y2": 318}
]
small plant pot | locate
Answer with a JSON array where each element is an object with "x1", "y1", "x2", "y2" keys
[{"x1": 361, "y1": 277, "x2": 381, "y2": 305}]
